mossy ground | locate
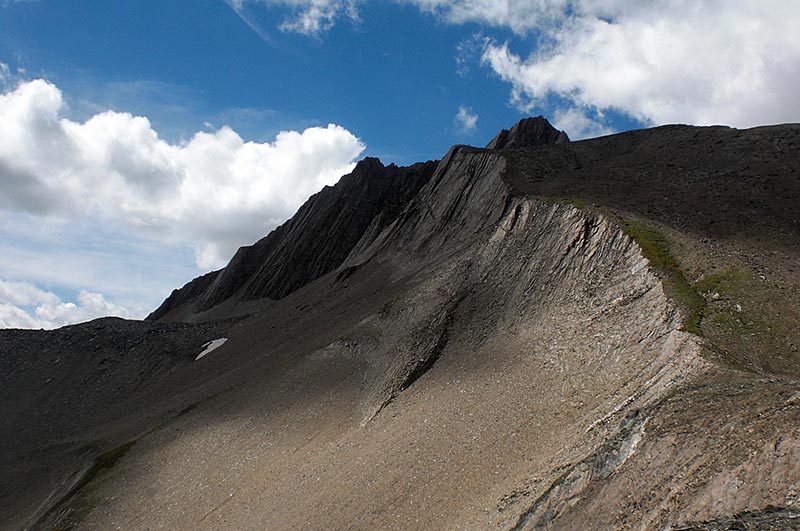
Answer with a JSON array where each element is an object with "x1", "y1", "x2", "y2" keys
[
  {"x1": 617, "y1": 218, "x2": 799, "y2": 376},
  {"x1": 615, "y1": 219, "x2": 706, "y2": 334}
]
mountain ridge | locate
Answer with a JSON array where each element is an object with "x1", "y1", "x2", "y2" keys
[
  {"x1": 148, "y1": 157, "x2": 438, "y2": 321},
  {"x1": 3, "y1": 117, "x2": 800, "y2": 531},
  {"x1": 150, "y1": 118, "x2": 574, "y2": 323}
]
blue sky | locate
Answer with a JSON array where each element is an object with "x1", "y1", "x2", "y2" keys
[
  {"x1": 1, "y1": 0, "x2": 798, "y2": 327},
  {"x1": 3, "y1": 0, "x2": 535, "y2": 162}
]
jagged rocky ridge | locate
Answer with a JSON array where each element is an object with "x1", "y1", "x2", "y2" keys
[
  {"x1": 148, "y1": 158, "x2": 437, "y2": 321},
  {"x1": 150, "y1": 116, "x2": 569, "y2": 323},
  {"x1": 2, "y1": 117, "x2": 799, "y2": 531}
]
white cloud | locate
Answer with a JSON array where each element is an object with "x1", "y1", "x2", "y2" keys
[
  {"x1": 0, "y1": 278, "x2": 133, "y2": 329},
  {"x1": 234, "y1": 0, "x2": 559, "y2": 36},
  {"x1": 480, "y1": 0, "x2": 800, "y2": 128},
  {"x1": 280, "y1": 0, "x2": 359, "y2": 35},
  {"x1": 552, "y1": 107, "x2": 614, "y2": 140},
  {"x1": 0, "y1": 78, "x2": 365, "y2": 270},
  {"x1": 404, "y1": 0, "x2": 568, "y2": 34},
  {"x1": 0, "y1": 214, "x2": 199, "y2": 315},
  {"x1": 0, "y1": 62, "x2": 10, "y2": 88},
  {"x1": 454, "y1": 105, "x2": 478, "y2": 134},
  {"x1": 229, "y1": 0, "x2": 358, "y2": 37}
]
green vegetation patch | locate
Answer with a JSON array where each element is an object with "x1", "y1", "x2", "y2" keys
[
  {"x1": 533, "y1": 195, "x2": 590, "y2": 210},
  {"x1": 617, "y1": 219, "x2": 706, "y2": 334},
  {"x1": 693, "y1": 269, "x2": 751, "y2": 301}
]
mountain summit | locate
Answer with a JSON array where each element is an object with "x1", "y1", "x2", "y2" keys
[
  {"x1": 485, "y1": 115, "x2": 569, "y2": 149},
  {"x1": 3, "y1": 118, "x2": 800, "y2": 531}
]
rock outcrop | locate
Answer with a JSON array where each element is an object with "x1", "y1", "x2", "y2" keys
[{"x1": 486, "y1": 115, "x2": 569, "y2": 149}]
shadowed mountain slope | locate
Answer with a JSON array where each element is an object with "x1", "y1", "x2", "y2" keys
[
  {"x1": 2, "y1": 118, "x2": 800, "y2": 531},
  {"x1": 148, "y1": 157, "x2": 437, "y2": 322}
]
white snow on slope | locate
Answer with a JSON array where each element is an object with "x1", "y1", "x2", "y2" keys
[{"x1": 195, "y1": 338, "x2": 228, "y2": 361}]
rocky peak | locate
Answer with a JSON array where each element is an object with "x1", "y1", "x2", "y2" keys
[
  {"x1": 486, "y1": 116, "x2": 569, "y2": 150},
  {"x1": 351, "y1": 156, "x2": 386, "y2": 174}
]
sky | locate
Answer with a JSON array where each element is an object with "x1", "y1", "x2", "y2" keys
[{"x1": 1, "y1": 0, "x2": 799, "y2": 328}]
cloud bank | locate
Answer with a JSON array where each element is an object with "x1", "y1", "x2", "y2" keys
[
  {"x1": 480, "y1": 0, "x2": 800, "y2": 129},
  {"x1": 0, "y1": 77, "x2": 365, "y2": 328},
  {"x1": 0, "y1": 78, "x2": 365, "y2": 270},
  {"x1": 0, "y1": 278, "x2": 132, "y2": 329}
]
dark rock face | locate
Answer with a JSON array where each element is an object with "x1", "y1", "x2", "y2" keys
[
  {"x1": 485, "y1": 116, "x2": 570, "y2": 149},
  {"x1": 148, "y1": 157, "x2": 437, "y2": 321},
  {"x1": 147, "y1": 270, "x2": 220, "y2": 322},
  {"x1": 502, "y1": 122, "x2": 800, "y2": 251}
]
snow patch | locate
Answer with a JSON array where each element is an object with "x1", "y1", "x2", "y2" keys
[{"x1": 195, "y1": 338, "x2": 228, "y2": 361}]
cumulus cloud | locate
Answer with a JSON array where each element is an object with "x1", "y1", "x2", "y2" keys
[
  {"x1": 480, "y1": 0, "x2": 800, "y2": 128},
  {"x1": 0, "y1": 78, "x2": 365, "y2": 269},
  {"x1": 0, "y1": 278, "x2": 133, "y2": 329},
  {"x1": 454, "y1": 105, "x2": 478, "y2": 134},
  {"x1": 551, "y1": 107, "x2": 614, "y2": 140}
]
